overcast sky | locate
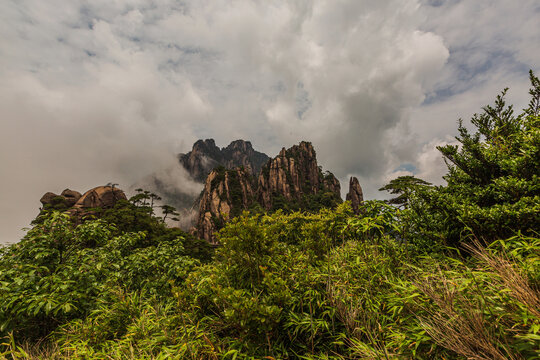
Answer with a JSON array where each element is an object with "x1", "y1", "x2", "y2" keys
[{"x1": 1, "y1": 0, "x2": 539, "y2": 243}]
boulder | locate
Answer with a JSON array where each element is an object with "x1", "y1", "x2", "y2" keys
[
  {"x1": 40, "y1": 192, "x2": 59, "y2": 206},
  {"x1": 61, "y1": 189, "x2": 82, "y2": 207},
  {"x1": 74, "y1": 186, "x2": 127, "y2": 209}
]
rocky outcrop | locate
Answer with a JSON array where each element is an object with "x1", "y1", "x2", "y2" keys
[
  {"x1": 39, "y1": 186, "x2": 125, "y2": 211},
  {"x1": 37, "y1": 186, "x2": 127, "y2": 223},
  {"x1": 179, "y1": 139, "x2": 223, "y2": 182},
  {"x1": 197, "y1": 167, "x2": 256, "y2": 243},
  {"x1": 221, "y1": 140, "x2": 270, "y2": 175},
  {"x1": 346, "y1": 177, "x2": 364, "y2": 214},
  {"x1": 257, "y1": 141, "x2": 341, "y2": 210},
  {"x1": 179, "y1": 139, "x2": 270, "y2": 182},
  {"x1": 40, "y1": 189, "x2": 82, "y2": 209},
  {"x1": 73, "y1": 186, "x2": 127, "y2": 210}
]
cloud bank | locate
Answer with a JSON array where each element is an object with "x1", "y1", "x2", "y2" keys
[{"x1": 1, "y1": 0, "x2": 538, "y2": 243}]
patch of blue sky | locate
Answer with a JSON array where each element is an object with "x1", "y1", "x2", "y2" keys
[{"x1": 395, "y1": 163, "x2": 417, "y2": 174}]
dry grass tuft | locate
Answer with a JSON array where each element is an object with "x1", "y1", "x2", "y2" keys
[
  {"x1": 463, "y1": 240, "x2": 540, "y2": 319},
  {"x1": 416, "y1": 239, "x2": 540, "y2": 360},
  {"x1": 416, "y1": 273, "x2": 518, "y2": 360}
]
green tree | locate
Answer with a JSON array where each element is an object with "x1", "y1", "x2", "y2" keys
[
  {"x1": 160, "y1": 205, "x2": 179, "y2": 222},
  {"x1": 379, "y1": 175, "x2": 431, "y2": 208},
  {"x1": 409, "y1": 70, "x2": 540, "y2": 246}
]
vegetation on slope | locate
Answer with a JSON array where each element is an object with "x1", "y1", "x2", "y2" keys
[{"x1": 0, "y1": 71, "x2": 539, "y2": 359}]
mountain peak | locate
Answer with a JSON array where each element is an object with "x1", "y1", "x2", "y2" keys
[{"x1": 179, "y1": 139, "x2": 270, "y2": 182}]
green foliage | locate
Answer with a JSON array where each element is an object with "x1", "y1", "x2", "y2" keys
[
  {"x1": 379, "y1": 175, "x2": 432, "y2": 208},
  {"x1": 1, "y1": 72, "x2": 539, "y2": 359},
  {"x1": 269, "y1": 191, "x2": 342, "y2": 214},
  {"x1": 0, "y1": 201, "x2": 208, "y2": 342},
  {"x1": 403, "y1": 71, "x2": 540, "y2": 247},
  {"x1": 2, "y1": 197, "x2": 539, "y2": 359}
]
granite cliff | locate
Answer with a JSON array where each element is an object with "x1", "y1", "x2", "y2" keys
[
  {"x1": 196, "y1": 167, "x2": 257, "y2": 243},
  {"x1": 195, "y1": 141, "x2": 344, "y2": 241},
  {"x1": 257, "y1": 141, "x2": 341, "y2": 211}
]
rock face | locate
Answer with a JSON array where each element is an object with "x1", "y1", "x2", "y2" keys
[
  {"x1": 179, "y1": 139, "x2": 270, "y2": 182},
  {"x1": 195, "y1": 141, "x2": 343, "y2": 241},
  {"x1": 74, "y1": 186, "x2": 127, "y2": 210},
  {"x1": 346, "y1": 177, "x2": 364, "y2": 214},
  {"x1": 178, "y1": 139, "x2": 223, "y2": 182},
  {"x1": 257, "y1": 141, "x2": 341, "y2": 210},
  {"x1": 197, "y1": 167, "x2": 256, "y2": 243}
]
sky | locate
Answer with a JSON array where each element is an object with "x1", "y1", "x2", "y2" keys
[{"x1": 1, "y1": 0, "x2": 539, "y2": 244}]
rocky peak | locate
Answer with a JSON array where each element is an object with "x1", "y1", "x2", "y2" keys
[
  {"x1": 179, "y1": 139, "x2": 270, "y2": 182},
  {"x1": 196, "y1": 167, "x2": 256, "y2": 243},
  {"x1": 322, "y1": 173, "x2": 341, "y2": 196},
  {"x1": 221, "y1": 140, "x2": 270, "y2": 175},
  {"x1": 257, "y1": 141, "x2": 341, "y2": 210},
  {"x1": 179, "y1": 139, "x2": 222, "y2": 182},
  {"x1": 191, "y1": 139, "x2": 222, "y2": 159},
  {"x1": 225, "y1": 139, "x2": 253, "y2": 153},
  {"x1": 346, "y1": 177, "x2": 364, "y2": 214}
]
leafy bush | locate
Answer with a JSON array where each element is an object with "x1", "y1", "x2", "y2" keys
[{"x1": 0, "y1": 209, "x2": 203, "y2": 342}]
